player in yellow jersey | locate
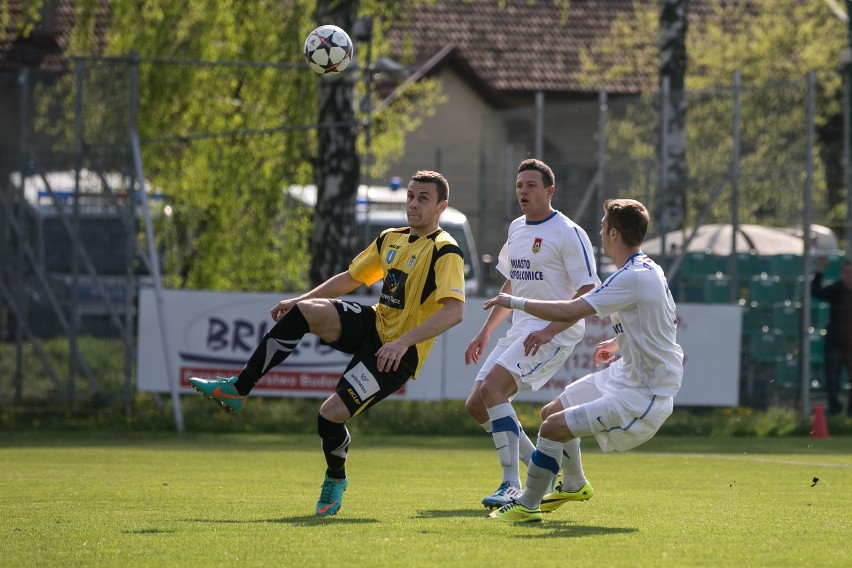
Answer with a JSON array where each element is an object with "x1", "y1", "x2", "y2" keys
[{"x1": 189, "y1": 171, "x2": 465, "y2": 516}]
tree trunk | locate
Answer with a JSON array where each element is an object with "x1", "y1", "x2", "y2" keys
[
  {"x1": 309, "y1": 0, "x2": 361, "y2": 286},
  {"x1": 658, "y1": 0, "x2": 688, "y2": 234}
]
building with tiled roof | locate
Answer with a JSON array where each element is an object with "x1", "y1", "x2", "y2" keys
[
  {"x1": 0, "y1": 0, "x2": 77, "y2": 71},
  {"x1": 375, "y1": 0, "x2": 690, "y2": 272},
  {"x1": 386, "y1": 0, "x2": 652, "y2": 101}
]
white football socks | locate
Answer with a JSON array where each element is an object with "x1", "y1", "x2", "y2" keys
[
  {"x1": 519, "y1": 436, "x2": 563, "y2": 509},
  {"x1": 559, "y1": 437, "x2": 588, "y2": 492},
  {"x1": 487, "y1": 403, "x2": 522, "y2": 489}
]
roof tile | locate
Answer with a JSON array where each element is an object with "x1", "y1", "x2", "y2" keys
[{"x1": 387, "y1": 0, "x2": 699, "y2": 96}]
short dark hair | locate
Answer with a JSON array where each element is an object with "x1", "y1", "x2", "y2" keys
[
  {"x1": 410, "y1": 170, "x2": 449, "y2": 202},
  {"x1": 517, "y1": 159, "x2": 555, "y2": 189},
  {"x1": 604, "y1": 198, "x2": 649, "y2": 247}
]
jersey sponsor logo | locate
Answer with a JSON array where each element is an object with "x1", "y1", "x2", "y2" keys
[
  {"x1": 344, "y1": 361, "x2": 380, "y2": 401},
  {"x1": 386, "y1": 249, "x2": 397, "y2": 264},
  {"x1": 532, "y1": 237, "x2": 542, "y2": 254},
  {"x1": 510, "y1": 269, "x2": 544, "y2": 281},
  {"x1": 612, "y1": 322, "x2": 624, "y2": 335},
  {"x1": 380, "y1": 268, "x2": 408, "y2": 309},
  {"x1": 509, "y1": 258, "x2": 544, "y2": 281},
  {"x1": 386, "y1": 270, "x2": 402, "y2": 292}
]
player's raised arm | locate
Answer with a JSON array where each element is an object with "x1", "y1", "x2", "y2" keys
[
  {"x1": 377, "y1": 297, "x2": 464, "y2": 372},
  {"x1": 483, "y1": 293, "x2": 596, "y2": 326}
]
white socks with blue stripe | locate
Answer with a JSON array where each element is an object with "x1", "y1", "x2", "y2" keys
[
  {"x1": 487, "y1": 403, "x2": 523, "y2": 489},
  {"x1": 518, "y1": 437, "x2": 563, "y2": 509},
  {"x1": 480, "y1": 417, "x2": 535, "y2": 469}
]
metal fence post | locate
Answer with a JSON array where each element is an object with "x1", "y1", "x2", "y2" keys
[
  {"x1": 14, "y1": 67, "x2": 29, "y2": 405},
  {"x1": 801, "y1": 71, "x2": 816, "y2": 422},
  {"x1": 596, "y1": 90, "x2": 607, "y2": 271},
  {"x1": 659, "y1": 75, "x2": 670, "y2": 266},
  {"x1": 129, "y1": 51, "x2": 185, "y2": 433},
  {"x1": 125, "y1": 56, "x2": 137, "y2": 416},
  {"x1": 729, "y1": 70, "x2": 741, "y2": 303},
  {"x1": 534, "y1": 91, "x2": 544, "y2": 159},
  {"x1": 846, "y1": 0, "x2": 852, "y2": 253},
  {"x1": 70, "y1": 58, "x2": 85, "y2": 405}
]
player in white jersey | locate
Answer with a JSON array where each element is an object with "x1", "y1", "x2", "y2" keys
[
  {"x1": 484, "y1": 198, "x2": 684, "y2": 523},
  {"x1": 463, "y1": 159, "x2": 599, "y2": 510}
]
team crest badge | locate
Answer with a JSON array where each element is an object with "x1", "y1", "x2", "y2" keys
[
  {"x1": 532, "y1": 237, "x2": 543, "y2": 254},
  {"x1": 386, "y1": 249, "x2": 397, "y2": 264},
  {"x1": 407, "y1": 256, "x2": 416, "y2": 269}
]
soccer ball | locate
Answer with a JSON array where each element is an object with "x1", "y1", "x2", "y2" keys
[{"x1": 304, "y1": 25, "x2": 354, "y2": 75}]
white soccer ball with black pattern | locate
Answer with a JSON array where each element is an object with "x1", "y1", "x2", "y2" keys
[{"x1": 304, "y1": 25, "x2": 354, "y2": 75}]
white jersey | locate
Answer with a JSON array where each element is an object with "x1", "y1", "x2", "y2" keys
[
  {"x1": 582, "y1": 252, "x2": 684, "y2": 397},
  {"x1": 497, "y1": 210, "x2": 599, "y2": 347}
]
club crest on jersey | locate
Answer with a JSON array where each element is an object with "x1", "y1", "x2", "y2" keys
[
  {"x1": 532, "y1": 237, "x2": 543, "y2": 254},
  {"x1": 407, "y1": 255, "x2": 416, "y2": 269},
  {"x1": 386, "y1": 249, "x2": 397, "y2": 264}
]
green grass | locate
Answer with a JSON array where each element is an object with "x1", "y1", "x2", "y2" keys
[{"x1": 1, "y1": 433, "x2": 851, "y2": 567}]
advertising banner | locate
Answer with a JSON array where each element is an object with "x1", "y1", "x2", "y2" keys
[{"x1": 137, "y1": 289, "x2": 741, "y2": 406}]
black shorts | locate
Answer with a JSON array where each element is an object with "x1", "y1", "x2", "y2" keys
[{"x1": 323, "y1": 299, "x2": 418, "y2": 417}]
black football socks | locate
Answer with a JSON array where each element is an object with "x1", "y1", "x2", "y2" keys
[{"x1": 234, "y1": 305, "x2": 309, "y2": 395}]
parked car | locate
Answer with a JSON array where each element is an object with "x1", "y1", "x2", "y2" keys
[{"x1": 286, "y1": 184, "x2": 482, "y2": 295}]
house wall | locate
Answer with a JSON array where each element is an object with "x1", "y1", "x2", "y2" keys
[
  {"x1": 368, "y1": 69, "x2": 638, "y2": 289},
  {"x1": 367, "y1": 70, "x2": 511, "y2": 285}
]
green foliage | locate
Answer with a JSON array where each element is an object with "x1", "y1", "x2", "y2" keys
[
  {"x1": 0, "y1": 0, "x2": 45, "y2": 36},
  {"x1": 575, "y1": 0, "x2": 842, "y2": 229},
  {"x1": 575, "y1": 0, "x2": 659, "y2": 91},
  {"x1": 22, "y1": 0, "x2": 452, "y2": 290},
  {"x1": 659, "y1": 406, "x2": 818, "y2": 437},
  {"x1": 0, "y1": 337, "x2": 128, "y2": 408},
  {"x1": 350, "y1": 1, "x2": 449, "y2": 180},
  {"x1": 2, "y1": 334, "x2": 850, "y2": 437},
  {"x1": 24, "y1": 1, "x2": 318, "y2": 291},
  {"x1": 105, "y1": 1, "x2": 318, "y2": 290}
]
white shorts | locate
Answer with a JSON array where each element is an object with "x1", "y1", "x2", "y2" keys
[
  {"x1": 475, "y1": 328, "x2": 574, "y2": 393},
  {"x1": 558, "y1": 361, "x2": 673, "y2": 453}
]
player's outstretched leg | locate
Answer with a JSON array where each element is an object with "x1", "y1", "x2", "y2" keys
[{"x1": 188, "y1": 376, "x2": 246, "y2": 412}]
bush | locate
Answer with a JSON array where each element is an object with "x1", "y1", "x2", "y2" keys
[{"x1": 2, "y1": 338, "x2": 850, "y2": 436}]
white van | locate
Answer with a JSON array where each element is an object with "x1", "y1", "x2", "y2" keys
[{"x1": 287, "y1": 184, "x2": 482, "y2": 295}]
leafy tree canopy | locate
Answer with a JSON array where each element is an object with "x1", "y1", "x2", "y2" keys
[
  {"x1": 575, "y1": 0, "x2": 845, "y2": 232},
  {"x1": 4, "y1": 0, "x2": 449, "y2": 291}
]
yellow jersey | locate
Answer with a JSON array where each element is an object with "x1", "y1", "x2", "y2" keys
[{"x1": 348, "y1": 227, "x2": 466, "y2": 378}]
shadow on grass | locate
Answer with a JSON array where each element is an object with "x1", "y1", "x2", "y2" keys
[
  {"x1": 413, "y1": 509, "x2": 639, "y2": 537},
  {"x1": 121, "y1": 529, "x2": 176, "y2": 535},
  {"x1": 414, "y1": 508, "x2": 495, "y2": 519},
  {"x1": 185, "y1": 516, "x2": 379, "y2": 526},
  {"x1": 511, "y1": 522, "x2": 638, "y2": 538}
]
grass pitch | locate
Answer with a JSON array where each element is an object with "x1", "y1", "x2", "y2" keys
[{"x1": 1, "y1": 432, "x2": 850, "y2": 567}]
